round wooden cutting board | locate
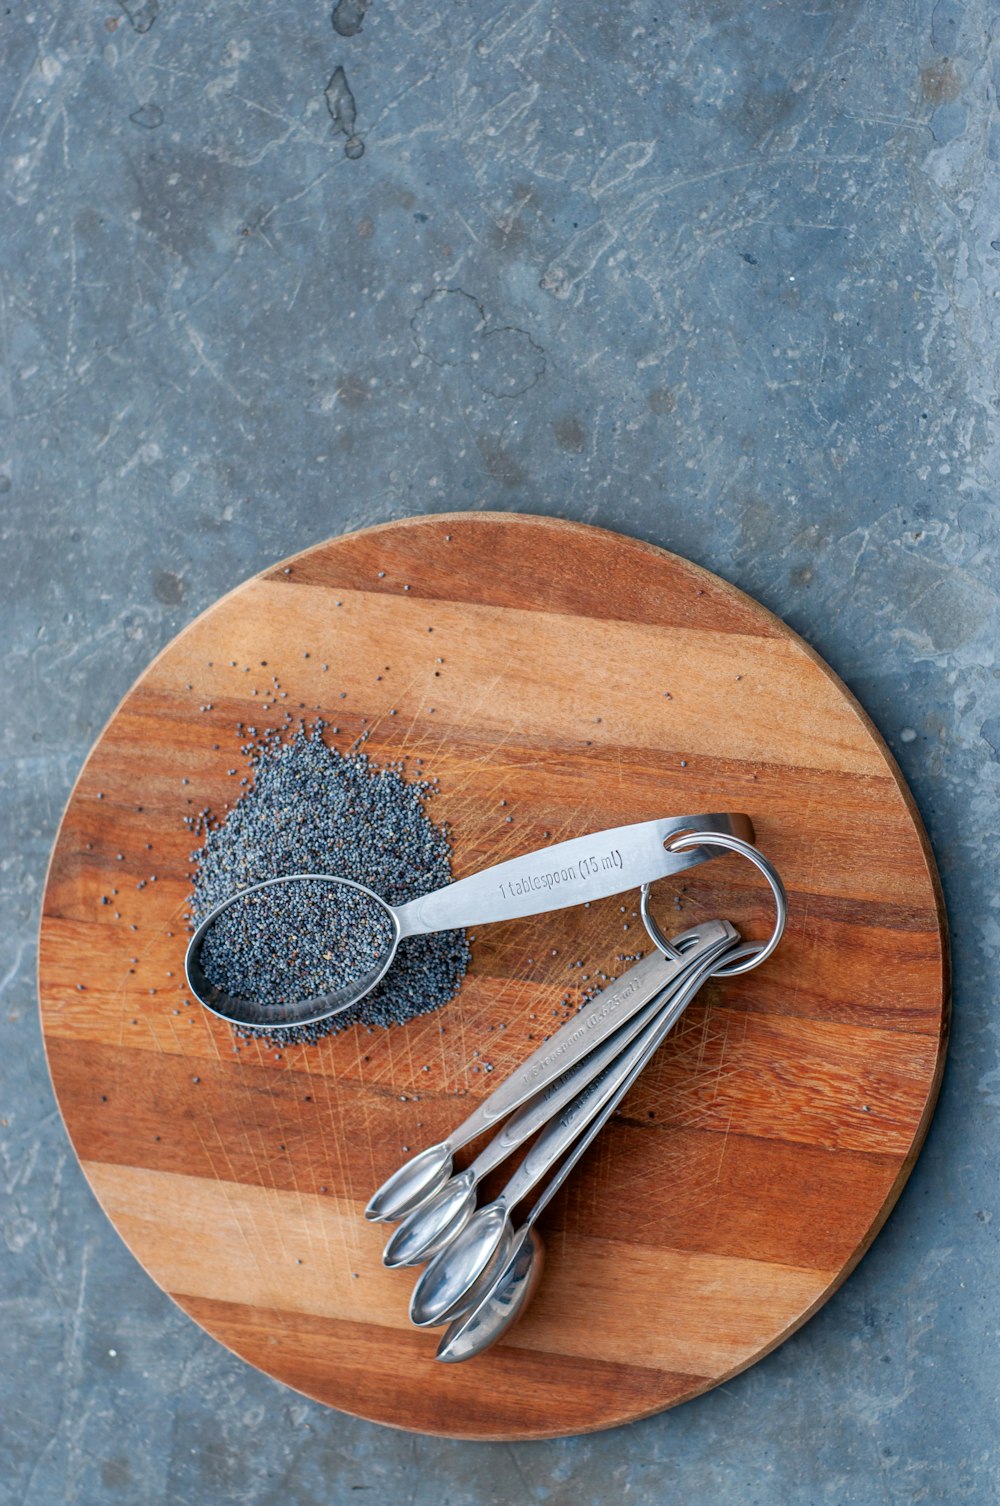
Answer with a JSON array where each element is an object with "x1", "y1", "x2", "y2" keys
[{"x1": 38, "y1": 513, "x2": 948, "y2": 1440}]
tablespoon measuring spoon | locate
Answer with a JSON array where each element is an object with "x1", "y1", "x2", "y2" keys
[
  {"x1": 185, "y1": 811, "x2": 753, "y2": 1030},
  {"x1": 365, "y1": 917, "x2": 737, "y2": 1225},
  {"x1": 381, "y1": 924, "x2": 736, "y2": 1267},
  {"x1": 408, "y1": 922, "x2": 741, "y2": 1328}
]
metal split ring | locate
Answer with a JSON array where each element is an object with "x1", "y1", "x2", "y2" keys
[{"x1": 640, "y1": 830, "x2": 787, "y2": 977}]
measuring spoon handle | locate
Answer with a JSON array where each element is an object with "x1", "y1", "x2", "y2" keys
[
  {"x1": 442, "y1": 920, "x2": 734, "y2": 1159},
  {"x1": 495, "y1": 928, "x2": 741, "y2": 1213},
  {"x1": 466, "y1": 939, "x2": 729, "y2": 1180},
  {"x1": 393, "y1": 812, "x2": 753, "y2": 938}
]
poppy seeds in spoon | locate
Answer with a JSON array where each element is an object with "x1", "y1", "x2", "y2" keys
[{"x1": 199, "y1": 877, "x2": 395, "y2": 1014}]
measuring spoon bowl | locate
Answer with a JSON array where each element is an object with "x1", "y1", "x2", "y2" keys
[
  {"x1": 382, "y1": 1170, "x2": 477, "y2": 1268},
  {"x1": 365, "y1": 1143, "x2": 454, "y2": 1225},
  {"x1": 185, "y1": 874, "x2": 400, "y2": 1031},
  {"x1": 409, "y1": 1203, "x2": 514, "y2": 1328},
  {"x1": 436, "y1": 1227, "x2": 542, "y2": 1363}
]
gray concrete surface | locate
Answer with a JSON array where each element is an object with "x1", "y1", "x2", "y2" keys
[{"x1": 3, "y1": 0, "x2": 999, "y2": 1500}]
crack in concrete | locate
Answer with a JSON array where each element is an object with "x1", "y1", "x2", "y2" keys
[{"x1": 409, "y1": 287, "x2": 546, "y2": 398}]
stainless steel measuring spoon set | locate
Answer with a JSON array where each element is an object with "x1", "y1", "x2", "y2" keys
[
  {"x1": 367, "y1": 828, "x2": 787, "y2": 1362},
  {"x1": 182, "y1": 801, "x2": 784, "y2": 1357}
]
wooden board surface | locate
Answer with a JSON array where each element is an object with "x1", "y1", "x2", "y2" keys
[{"x1": 38, "y1": 513, "x2": 949, "y2": 1440}]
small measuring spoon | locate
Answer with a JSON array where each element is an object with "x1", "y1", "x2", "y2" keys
[
  {"x1": 408, "y1": 923, "x2": 741, "y2": 1328},
  {"x1": 185, "y1": 811, "x2": 752, "y2": 1029},
  {"x1": 437, "y1": 1227, "x2": 543, "y2": 1364},
  {"x1": 365, "y1": 918, "x2": 735, "y2": 1224},
  {"x1": 437, "y1": 835, "x2": 789, "y2": 1359},
  {"x1": 381, "y1": 926, "x2": 733, "y2": 1267},
  {"x1": 432, "y1": 930, "x2": 748, "y2": 1356},
  {"x1": 435, "y1": 1227, "x2": 541, "y2": 1363}
]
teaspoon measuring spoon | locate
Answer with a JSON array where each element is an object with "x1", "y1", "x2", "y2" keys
[
  {"x1": 437, "y1": 832, "x2": 789, "y2": 1359},
  {"x1": 185, "y1": 811, "x2": 752, "y2": 1030},
  {"x1": 365, "y1": 918, "x2": 737, "y2": 1225},
  {"x1": 381, "y1": 922, "x2": 736, "y2": 1267},
  {"x1": 408, "y1": 922, "x2": 741, "y2": 1328},
  {"x1": 433, "y1": 930, "x2": 749, "y2": 1357},
  {"x1": 435, "y1": 1224, "x2": 544, "y2": 1364}
]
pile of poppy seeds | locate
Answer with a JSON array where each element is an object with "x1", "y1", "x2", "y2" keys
[{"x1": 187, "y1": 722, "x2": 471, "y2": 1045}]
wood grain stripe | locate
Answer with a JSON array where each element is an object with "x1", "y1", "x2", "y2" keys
[
  {"x1": 269, "y1": 512, "x2": 788, "y2": 639},
  {"x1": 141, "y1": 582, "x2": 887, "y2": 777},
  {"x1": 175, "y1": 1295, "x2": 711, "y2": 1439},
  {"x1": 84, "y1": 1161, "x2": 834, "y2": 1379},
  {"x1": 56, "y1": 1035, "x2": 902, "y2": 1273}
]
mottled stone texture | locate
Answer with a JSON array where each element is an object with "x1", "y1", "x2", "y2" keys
[{"x1": 2, "y1": 0, "x2": 998, "y2": 1499}]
